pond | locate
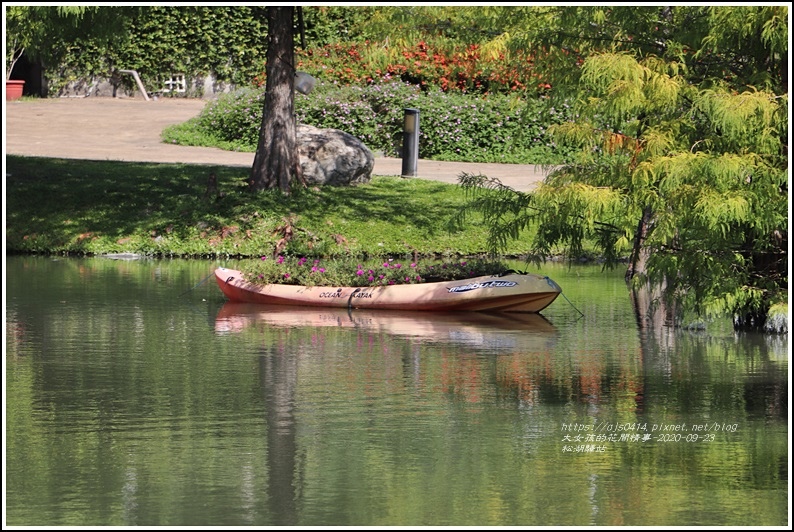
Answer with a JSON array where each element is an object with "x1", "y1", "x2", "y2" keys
[{"x1": 5, "y1": 255, "x2": 788, "y2": 526}]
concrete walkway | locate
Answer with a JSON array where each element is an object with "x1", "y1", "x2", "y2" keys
[{"x1": 4, "y1": 97, "x2": 553, "y2": 191}]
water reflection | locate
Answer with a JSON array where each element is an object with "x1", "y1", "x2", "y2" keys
[
  {"x1": 5, "y1": 256, "x2": 788, "y2": 527},
  {"x1": 215, "y1": 303, "x2": 558, "y2": 352},
  {"x1": 259, "y1": 342, "x2": 299, "y2": 525},
  {"x1": 226, "y1": 303, "x2": 568, "y2": 524}
]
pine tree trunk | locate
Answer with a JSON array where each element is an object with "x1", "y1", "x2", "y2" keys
[{"x1": 250, "y1": 7, "x2": 298, "y2": 193}]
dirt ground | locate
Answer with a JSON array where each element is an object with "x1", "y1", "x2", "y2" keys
[{"x1": 5, "y1": 96, "x2": 553, "y2": 191}]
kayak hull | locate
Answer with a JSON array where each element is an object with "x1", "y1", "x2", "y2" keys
[{"x1": 215, "y1": 267, "x2": 561, "y2": 313}]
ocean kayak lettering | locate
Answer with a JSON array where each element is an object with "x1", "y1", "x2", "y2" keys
[
  {"x1": 319, "y1": 289, "x2": 344, "y2": 299},
  {"x1": 448, "y1": 280, "x2": 517, "y2": 293},
  {"x1": 319, "y1": 289, "x2": 373, "y2": 299}
]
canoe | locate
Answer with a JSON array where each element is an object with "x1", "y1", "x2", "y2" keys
[{"x1": 215, "y1": 267, "x2": 561, "y2": 313}]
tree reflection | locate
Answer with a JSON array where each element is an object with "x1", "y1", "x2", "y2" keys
[{"x1": 259, "y1": 344, "x2": 299, "y2": 525}]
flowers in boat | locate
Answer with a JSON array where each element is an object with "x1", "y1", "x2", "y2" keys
[{"x1": 241, "y1": 255, "x2": 511, "y2": 287}]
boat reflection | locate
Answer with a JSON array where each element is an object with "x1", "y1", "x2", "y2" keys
[{"x1": 215, "y1": 303, "x2": 558, "y2": 351}]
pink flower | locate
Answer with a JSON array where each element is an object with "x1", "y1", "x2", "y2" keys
[
  {"x1": 277, "y1": 256, "x2": 285, "y2": 264},
  {"x1": 356, "y1": 269, "x2": 364, "y2": 276},
  {"x1": 260, "y1": 256, "x2": 268, "y2": 261},
  {"x1": 283, "y1": 273, "x2": 290, "y2": 278}
]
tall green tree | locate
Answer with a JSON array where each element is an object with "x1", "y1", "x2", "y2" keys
[{"x1": 455, "y1": 5, "x2": 788, "y2": 328}]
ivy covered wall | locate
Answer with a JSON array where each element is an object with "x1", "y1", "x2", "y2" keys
[
  {"x1": 42, "y1": 6, "x2": 371, "y2": 98},
  {"x1": 46, "y1": 6, "x2": 267, "y2": 97}
]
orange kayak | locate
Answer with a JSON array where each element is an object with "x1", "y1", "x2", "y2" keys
[{"x1": 215, "y1": 267, "x2": 561, "y2": 313}]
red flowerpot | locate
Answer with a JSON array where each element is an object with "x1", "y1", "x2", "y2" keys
[{"x1": 6, "y1": 79, "x2": 25, "y2": 101}]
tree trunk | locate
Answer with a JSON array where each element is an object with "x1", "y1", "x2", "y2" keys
[
  {"x1": 250, "y1": 7, "x2": 299, "y2": 193},
  {"x1": 625, "y1": 205, "x2": 653, "y2": 281},
  {"x1": 627, "y1": 204, "x2": 677, "y2": 334}
]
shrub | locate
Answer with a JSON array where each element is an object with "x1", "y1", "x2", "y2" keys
[
  {"x1": 164, "y1": 80, "x2": 577, "y2": 164},
  {"x1": 292, "y1": 39, "x2": 549, "y2": 95},
  {"x1": 192, "y1": 87, "x2": 263, "y2": 146}
]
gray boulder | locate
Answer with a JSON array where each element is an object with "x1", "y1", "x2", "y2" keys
[{"x1": 297, "y1": 124, "x2": 374, "y2": 186}]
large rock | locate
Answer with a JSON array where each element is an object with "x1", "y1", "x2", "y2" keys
[{"x1": 297, "y1": 125, "x2": 374, "y2": 186}]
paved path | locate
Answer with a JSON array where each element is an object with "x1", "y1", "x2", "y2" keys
[{"x1": 5, "y1": 97, "x2": 553, "y2": 191}]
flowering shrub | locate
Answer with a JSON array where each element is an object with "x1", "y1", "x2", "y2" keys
[
  {"x1": 289, "y1": 40, "x2": 549, "y2": 95},
  {"x1": 178, "y1": 79, "x2": 576, "y2": 164},
  {"x1": 241, "y1": 255, "x2": 511, "y2": 287}
]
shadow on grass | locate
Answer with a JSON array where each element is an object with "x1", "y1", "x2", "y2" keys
[{"x1": 6, "y1": 156, "x2": 471, "y2": 255}]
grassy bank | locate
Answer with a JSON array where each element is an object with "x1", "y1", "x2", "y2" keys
[{"x1": 6, "y1": 156, "x2": 543, "y2": 260}]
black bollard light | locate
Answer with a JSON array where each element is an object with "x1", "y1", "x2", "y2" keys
[{"x1": 401, "y1": 108, "x2": 420, "y2": 178}]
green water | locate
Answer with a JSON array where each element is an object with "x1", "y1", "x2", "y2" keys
[{"x1": 4, "y1": 255, "x2": 789, "y2": 526}]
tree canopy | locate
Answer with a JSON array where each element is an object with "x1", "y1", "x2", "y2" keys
[{"x1": 454, "y1": 5, "x2": 788, "y2": 327}]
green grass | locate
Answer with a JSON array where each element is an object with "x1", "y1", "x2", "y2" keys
[
  {"x1": 162, "y1": 119, "x2": 255, "y2": 153},
  {"x1": 5, "y1": 155, "x2": 540, "y2": 260}
]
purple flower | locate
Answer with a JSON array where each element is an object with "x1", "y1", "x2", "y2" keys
[
  {"x1": 261, "y1": 256, "x2": 268, "y2": 261},
  {"x1": 283, "y1": 273, "x2": 290, "y2": 279},
  {"x1": 277, "y1": 256, "x2": 285, "y2": 264}
]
